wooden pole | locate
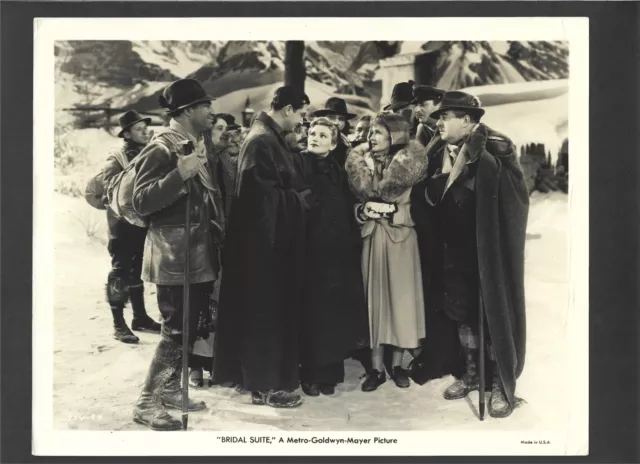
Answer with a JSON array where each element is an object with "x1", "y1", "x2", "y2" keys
[{"x1": 284, "y1": 41, "x2": 305, "y2": 94}]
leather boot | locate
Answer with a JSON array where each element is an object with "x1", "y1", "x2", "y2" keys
[
  {"x1": 129, "y1": 285, "x2": 161, "y2": 333},
  {"x1": 390, "y1": 366, "x2": 410, "y2": 388},
  {"x1": 132, "y1": 339, "x2": 182, "y2": 431},
  {"x1": 251, "y1": 390, "x2": 303, "y2": 408},
  {"x1": 489, "y1": 370, "x2": 513, "y2": 418},
  {"x1": 301, "y1": 383, "x2": 320, "y2": 397},
  {"x1": 111, "y1": 305, "x2": 139, "y2": 344},
  {"x1": 443, "y1": 348, "x2": 479, "y2": 400},
  {"x1": 162, "y1": 350, "x2": 207, "y2": 412},
  {"x1": 361, "y1": 369, "x2": 386, "y2": 392},
  {"x1": 319, "y1": 384, "x2": 335, "y2": 396}
]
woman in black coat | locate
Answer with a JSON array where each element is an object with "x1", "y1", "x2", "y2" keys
[{"x1": 298, "y1": 117, "x2": 369, "y2": 396}]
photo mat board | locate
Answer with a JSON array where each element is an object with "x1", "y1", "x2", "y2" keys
[{"x1": 34, "y1": 16, "x2": 589, "y2": 456}]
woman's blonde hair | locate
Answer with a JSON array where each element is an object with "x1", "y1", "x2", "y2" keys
[{"x1": 310, "y1": 117, "x2": 339, "y2": 145}]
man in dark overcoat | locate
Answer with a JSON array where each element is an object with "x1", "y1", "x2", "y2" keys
[
  {"x1": 213, "y1": 86, "x2": 313, "y2": 409},
  {"x1": 412, "y1": 84, "x2": 445, "y2": 147},
  {"x1": 103, "y1": 110, "x2": 161, "y2": 344},
  {"x1": 410, "y1": 91, "x2": 529, "y2": 418},
  {"x1": 384, "y1": 81, "x2": 417, "y2": 136},
  {"x1": 131, "y1": 79, "x2": 225, "y2": 430}
]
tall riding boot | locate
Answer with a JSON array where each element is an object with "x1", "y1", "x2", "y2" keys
[
  {"x1": 443, "y1": 348, "x2": 479, "y2": 400},
  {"x1": 129, "y1": 285, "x2": 161, "y2": 333},
  {"x1": 162, "y1": 347, "x2": 207, "y2": 412},
  {"x1": 111, "y1": 305, "x2": 139, "y2": 344},
  {"x1": 132, "y1": 339, "x2": 183, "y2": 431},
  {"x1": 488, "y1": 366, "x2": 513, "y2": 418}
]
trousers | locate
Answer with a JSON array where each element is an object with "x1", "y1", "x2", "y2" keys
[{"x1": 157, "y1": 282, "x2": 213, "y2": 345}]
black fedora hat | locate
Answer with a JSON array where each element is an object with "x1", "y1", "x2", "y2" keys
[
  {"x1": 429, "y1": 91, "x2": 485, "y2": 120},
  {"x1": 412, "y1": 84, "x2": 445, "y2": 104},
  {"x1": 117, "y1": 110, "x2": 151, "y2": 138},
  {"x1": 159, "y1": 78, "x2": 216, "y2": 115},
  {"x1": 383, "y1": 80, "x2": 415, "y2": 111},
  {"x1": 311, "y1": 97, "x2": 357, "y2": 120}
]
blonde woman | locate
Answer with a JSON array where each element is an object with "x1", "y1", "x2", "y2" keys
[
  {"x1": 345, "y1": 113, "x2": 427, "y2": 391},
  {"x1": 298, "y1": 118, "x2": 368, "y2": 396}
]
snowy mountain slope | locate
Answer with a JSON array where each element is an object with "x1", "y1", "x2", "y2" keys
[
  {"x1": 431, "y1": 41, "x2": 568, "y2": 90},
  {"x1": 131, "y1": 41, "x2": 226, "y2": 78},
  {"x1": 56, "y1": 40, "x2": 569, "y2": 119}
]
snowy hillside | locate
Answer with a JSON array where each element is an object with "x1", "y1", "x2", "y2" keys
[
  {"x1": 55, "y1": 40, "x2": 568, "y2": 123},
  {"x1": 131, "y1": 41, "x2": 226, "y2": 78}
]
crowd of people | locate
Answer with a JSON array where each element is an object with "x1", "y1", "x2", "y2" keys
[{"x1": 99, "y1": 77, "x2": 529, "y2": 431}]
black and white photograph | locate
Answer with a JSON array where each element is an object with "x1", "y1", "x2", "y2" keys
[{"x1": 33, "y1": 17, "x2": 588, "y2": 456}]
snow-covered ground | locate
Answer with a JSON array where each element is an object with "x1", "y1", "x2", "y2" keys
[{"x1": 52, "y1": 191, "x2": 569, "y2": 433}]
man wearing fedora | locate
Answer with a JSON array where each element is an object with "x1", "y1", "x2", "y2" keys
[
  {"x1": 131, "y1": 78, "x2": 225, "y2": 431},
  {"x1": 102, "y1": 110, "x2": 161, "y2": 344},
  {"x1": 214, "y1": 86, "x2": 313, "y2": 409},
  {"x1": 384, "y1": 80, "x2": 418, "y2": 129},
  {"x1": 409, "y1": 91, "x2": 529, "y2": 418},
  {"x1": 310, "y1": 97, "x2": 356, "y2": 168},
  {"x1": 412, "y1": 84, "x2": 445, "y2": 147}
]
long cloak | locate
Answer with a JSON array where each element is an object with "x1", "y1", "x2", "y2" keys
[
  {"x1": 213, "y1": 112, "x2": 308, "y2": 392},
  {"x1": 410, "y1": 126, "x2": 529, "y2": 407}
]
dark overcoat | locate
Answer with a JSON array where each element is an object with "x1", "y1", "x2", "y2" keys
[
  {"x1": 299, "y1": 151, "x2": 369, "y2": 372},
  {"x1": 410, "y1": 124, "x2": 529, "y2": 407},
  {"x1": 132, "y1": 127, "x2": 223, "y2": 286},
  {"x1": 213, "y1": 112, "x2": 309, "y2": 392}
]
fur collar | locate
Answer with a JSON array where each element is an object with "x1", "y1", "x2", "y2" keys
[{"x1": 345, "y1": 140, "x2": 428, "y2": 202}]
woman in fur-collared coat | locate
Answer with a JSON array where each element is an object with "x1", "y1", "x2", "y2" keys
[{"x1": 345, "y1": 113, "x2": 428, "y2": 392}]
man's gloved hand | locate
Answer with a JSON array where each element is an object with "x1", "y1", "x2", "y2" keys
[
  {"x1": 296, "y1": 189, "x2": 319, "y2": 210},
  {"x1": 464, "y1": 124, "x2": 488, "y2": 162}
]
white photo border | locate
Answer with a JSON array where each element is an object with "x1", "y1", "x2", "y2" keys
[{"x1": 33, "y1": 16, "x2": 589, "y2": 456}]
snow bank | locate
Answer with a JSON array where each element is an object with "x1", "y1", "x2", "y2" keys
[
  {"x1": 482, "y1": 92, "x2": 568, "y2": 158},
  {"x1": 51, "y1": 192, "x2": 571, "y2": 435},
  {"x1": 459, "y1": 79, "x2": 568, "y2": 106}
]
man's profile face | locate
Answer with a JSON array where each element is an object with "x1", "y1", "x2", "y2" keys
[
  {"x1": 436, "y1": 110, "x2": 471, "y2": 143},
  {"x1": 188, "y1": 102, "x2": 215, "y2": 133}
]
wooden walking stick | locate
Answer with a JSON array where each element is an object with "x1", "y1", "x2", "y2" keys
[
  {"x1": 478, "y1": 287, "x2": 486, "y2": 421},
  {"x1": 182, "y1": 182, "x2": 192, "y2": 431}
]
